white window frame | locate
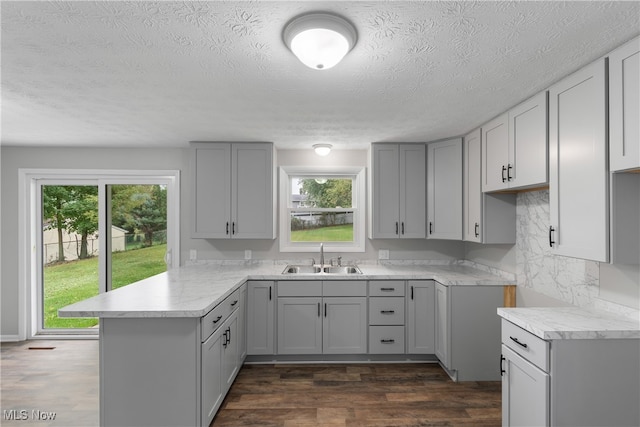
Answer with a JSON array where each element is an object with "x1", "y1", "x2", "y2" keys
[
  {"x1": 18, "y1": 169, "x2": 180, "y2": 340},
  {"x1": 279, "y1": 166, "x2": 365, "y2": 253}
]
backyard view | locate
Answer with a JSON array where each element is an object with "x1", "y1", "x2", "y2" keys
[
  {"x1": 290, "y1": 177, "x2": 354, "y2": 242},
  {"x1": 42, "y1": 184, "x2": 167, "y2": 329}
]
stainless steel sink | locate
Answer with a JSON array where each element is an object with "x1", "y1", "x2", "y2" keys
[
  {"x1": 323, "y1": 266, "x2": 362, "y2": 274},
  {"x1": 282, "y1": 265, "x2": 322, "y2": 274},
  {"x1": 281, "y1": 265, "x2": 362, "y2": 274}
]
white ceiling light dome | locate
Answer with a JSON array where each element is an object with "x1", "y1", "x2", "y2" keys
[
  {"x1": 313, "y1": 143, "x2": 332, "y2": 156},
  {"x1": 283, "y1": 12, "x2": 357, "y2": 70}
]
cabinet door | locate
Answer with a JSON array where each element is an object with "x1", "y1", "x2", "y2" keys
[
  {"x1": 407, "y1": 281, "x2": 435, "y2": 354},
  {"x1": 246, "y1": 281, "x2": 275, "y2": 355},
  {"x1": 231, "y1": 143, "x2": 275, "y2": 239},
  {"x1": 191, "y1": 143, "x2": 231, "y2": 238},
  {"x1": 501, "y1": 345, "x2": 549, "y2": 427},
  {"x1": 277, "y1": 297, "x2": 322, "y2": 354},
  {"x1": 433, "y1": 283, "x2": 449, "y2": 364},
  {"x1": 371, "y1": 144, "x2": 400, "y2": 238},
  {"x1": 427, "y1": 138, "x2": 462, "y2": 240},
  {"x1": 509, "y1": 91, "x2": 548, "y2": 189},
  {"x1": 323, "y1": 297, "x2": 367, "y2": 354},
  {"x1": 237, "y1": 284, "x2": 247, "y2": 362},
  {"x1": 201, "y1": 326, "x2": 224, "y2": 427},
  {"x1": 549, "y1": 58, "x2": 608, "y2": 262},
  {"x1": 221, "y1": 312, "x2": 239, "y2": 391},
  {"x1": 399, "y1": 144, "x2": 426, "y2": 238},
  {"x1": 482, "y1": 113, "x2": 509, "y2": 192},
  {"x1": 610, "y1": 36, "x2": 640, "y2": 172},
  {"x1": 463, "y1": 129, "x2": 482, "y2": 243}
]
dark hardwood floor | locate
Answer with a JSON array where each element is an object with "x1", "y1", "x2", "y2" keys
[
  {"x1": 213, "y1": 363, "x2": 501, "y2": 427},
  {"x1": 1, "y1": 341, "x2": 501, "y2": 427}
]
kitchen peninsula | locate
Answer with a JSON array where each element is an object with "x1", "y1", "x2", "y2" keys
[{"x1": 60, "y1": 261, "x2": 513, "y2": 427}]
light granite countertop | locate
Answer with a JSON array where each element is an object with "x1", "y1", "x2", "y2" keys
[
  {"x1": 498, "y1": 307, "x2": 640, "y2": 340},
  {"x1": 59, "y1": 261, "x2": 514, "y2": 319}
]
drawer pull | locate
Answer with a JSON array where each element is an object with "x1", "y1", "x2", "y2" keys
[
  {"x1": 230, "y1": 300, "x2": 238, "y2": 307},
  {"x1": 212, "y1": 315, "x2": 222, "y2": 324},
  {"x1": 380, "y1": 339, "x2": 395, "y2": 344},
  {"x1": 380, "y1": 310, "x2": 395, "y2": 314},
  {"x1": 510, "y1": 336, "x2": 528, "y2": 348},
  {"x1": 380, "y1": 287, "x2": 395, "y2": 291}
]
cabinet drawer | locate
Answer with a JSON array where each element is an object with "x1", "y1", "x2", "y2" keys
[
  {"x1": 501, "y1": 319, "x2": 549, "y2": 372},
  {"x1": 202, "y1": 302, "x2": 230, "y2": 342},
  {"x1": 201, "y1": 287, "x2": 243, "y2": 342},
  {"x1": 369, "y1": 298, "x2": 405, "y2": 325},
  {"x1": 369, "y1": 280, "x2": 405, "y2": 297},
  {"x1": 369, "y1": 326, "x2": 405, "y2": 354},
  {"x1": 277, "y1": 281, "x2": 322, "y2": 297},
  {"x1": 323, "y1": 281, "x2": 366, "y2": 297},
  {"x1": 225, "y1": 287, "x2": 242, "y2": 314}
]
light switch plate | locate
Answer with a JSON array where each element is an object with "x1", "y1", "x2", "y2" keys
[
  {"x1": 244, "y1": 250, "x2": 252, "y2": 260},
  {"x1": 378, "y1": 249, "x2": 389, "y2": 260}
]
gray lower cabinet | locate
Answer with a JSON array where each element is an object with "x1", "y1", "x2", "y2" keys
[
  {"x1": 277, "y1": 297, "x2": 323, "y2": 354},
  {"x1": 201, "y1": 323, "x2": 225, "y2": 426},
  {"x1": 434, "y1": 282, "x2": 504, "y2": 381},
  {"x1": 369, "y1": 280, "x2": 406, "y2": 353},
  {"x1": 501, "y1": 344, "x2": 549, "y2": 426},
  {"x1": 407, "y1": 280, "x2": 435, "y2": 354},
  {"x1": 100, "y1": 284, "x2": 245, "y2": 427},
  {"x1": 501, "y1": 319, "x2": 640, "y2": 426},
  {"x1": 277, "y1": 281, "x2": 367, "y2": 355},
  {"x1": 246, "y1": 280, "x2": 275, "y2": 355}
]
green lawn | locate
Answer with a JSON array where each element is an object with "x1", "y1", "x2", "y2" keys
[
  {"x1": 44, "y1": 244, "x2": 167, "y2": 329},
  {"x1": 291, "y1": 224, "x2": 353, "y2": 242}
]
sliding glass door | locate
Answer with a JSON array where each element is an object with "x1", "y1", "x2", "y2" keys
[{"x1": 36, "y1": 175, "x2": 177, "y2": 335}]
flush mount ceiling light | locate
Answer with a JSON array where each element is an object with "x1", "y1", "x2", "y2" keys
[
  {"x1": 313, "y1": 144, "x2": 332, "y2": 156},
  {"x1": 283, "y1": 12, "x2": 357, "y2": 70}
]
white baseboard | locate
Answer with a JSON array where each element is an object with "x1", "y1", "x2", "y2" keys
[{"x1": 0, "y1": 335, "x2": 22, "y2": 342}]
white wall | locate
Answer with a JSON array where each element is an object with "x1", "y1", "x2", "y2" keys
[
  {"x1": 0, "y1": 145, "x2": 466, "y2": 338},
  {"x1": 186, "y1": 148, "x2": 465, "y2": 262},
  {"x1": 0, "y1": 146, "x2": 188, "y2": 338}
]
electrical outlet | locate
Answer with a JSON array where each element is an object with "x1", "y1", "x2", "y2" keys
[
  {"x1": 378, "y1": 249, "x2": 389, "y2": 260},
  {"x1": 189, "y1": 249, "x2": 197, "y2": 261},
  {"x1": 244, "y1": 250, "x2": 252, "y2": 260}
]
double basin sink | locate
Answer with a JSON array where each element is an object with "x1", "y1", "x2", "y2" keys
[{"x1": 282, "y1": 265, "x2": 362, "y2": 275}]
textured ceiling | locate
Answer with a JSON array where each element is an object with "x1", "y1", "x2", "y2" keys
[{"x1": 2, "y1": 1, "x2": 639, "y2": 150}]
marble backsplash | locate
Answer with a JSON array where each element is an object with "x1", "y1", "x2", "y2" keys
[{"x1": 516, "y1": 190, "x2": 638, "y2": 319}]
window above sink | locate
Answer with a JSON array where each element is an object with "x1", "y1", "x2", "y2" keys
[{"x1": 279, "y1": 166, "x2": 366, "y2": 253}]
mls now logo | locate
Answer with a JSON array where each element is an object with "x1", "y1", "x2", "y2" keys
[{"x1": 3, "y1": 409, "x2": 57, "y2": 421}]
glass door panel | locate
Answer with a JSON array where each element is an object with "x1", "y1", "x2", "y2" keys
[
  {"x1": 107, "y1": 184, "x2": 167, "y2": 291},
  {"x1": 41, "y1": 185, "x2": 99, "y2": 330}
]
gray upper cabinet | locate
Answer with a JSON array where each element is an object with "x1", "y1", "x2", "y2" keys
[
  {"x1": 549, "y1": 58, "x2": 608, "y2": 262},
  {"x1": 370, "y1": 143, "x2": 426, "y2": 239},
  {"x1": 609, "y1": 36, "x2": 640, "y2": 265},
  {"x1": 482, "y1": 92, "x2": 548, "y2": 192},
  {"x1": 191, "y1": 142, "x2": 276, "y2": 239},
  {"x1": 609, "y1": 36, "x2": 640, "y2": 172},
  {"x1": 481, "y1": 113, "x2": 509, "y2": 192},
  {"x1": 427, "y1": 138, "x2": 462, "y2": 240},
  {"x1": 463, "y1": 129, "x2": 483, "y2": 243},
  {"x1": 463, "y1": 129, "x2": 516, "y2": 244}
]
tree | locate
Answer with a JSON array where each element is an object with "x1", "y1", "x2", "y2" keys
[
  {"x1": 63, "y1": 188, "x2": 99, "y2": 259},
  {"x1": 300, "y1": 178, "x2": 352, "y2": 208},
  {"x1": 43, "y1": 186, "x2": 72, "y2": 262},
  {"x1": 130, "y1": 185, "x2": 167, "y2": 246},
  {"x1": 300, "y1": 178, "x2": 352, "y2": 227},
  {"x1": 111, "y1": 185, "x2": 167, "y2": 247},
  {"x1": 42, "y1": 186, "x2": 98, "y2": 261}
]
